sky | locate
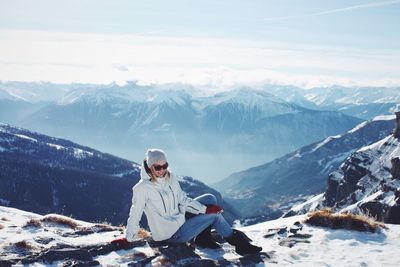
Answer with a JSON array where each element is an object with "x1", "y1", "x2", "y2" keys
[{"x1": 0, "y1": 0, "x2": 399, "y2": 89}]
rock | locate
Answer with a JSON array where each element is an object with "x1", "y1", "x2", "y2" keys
[
  {"x1": 359, "y1": 201, "x2": 386, "y2": 222},
  {"x1": 287, "y1": 233, "x2": 312, "y2": 239},
  {"x1": 159, "y1": 243, "x2": 200, "y2": 264},
  {"x1": 63, "y1": 260, "x2": 100, "y2": 267},
  {"x1": 38, "y1": 248, "x2": 93, "y2": 264},
  {"x1": 238, "y1": 252, "x2": 269, "y2": 266},
  {"x1": 0, "y1": 260, "x2": 14, "y2": 267},
  {"x1": 278, "y1": 239, "x2": 297, "y2": 248},
  {"x1": 33, "y1": 237, "x2": 55, "y2": 245},
  {"x1": 387, "y1": 204, "x2": 400, "y2": 224},
  {"x1": 391, "y1": 157, "x2": 400, "y2": 180}
]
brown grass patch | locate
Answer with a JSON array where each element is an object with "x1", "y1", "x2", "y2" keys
[
  {"x1": 304, "y1": 209, "x2": 386, "y2": 233},
  {"x1": 41, "y1": 214, "x2": 79, "y2": 229},
  {"x1": 151, "y1": 255, "x2": 173, "y2": 267},
  {"x1": 14, "y1": 240, "x2": 36, "y2": 251},
  {"x1": 76, "y1": 223, "x2": 123, "y2": 234},
  {"x1": 23, "y1": 218, "x2": 42, "y2": 228},
  {"x1": 137, "y1": 228, "x2": 151, "y2": 238}
]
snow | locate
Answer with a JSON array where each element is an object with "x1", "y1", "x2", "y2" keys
[
  {"x1": 311, "y1": 135, "x2": 342, "y2": 152},
  {"x1": 348, "y1": 120, "x2": 369, "y2": 134},
  {"x1": 319, "y1": 151, "x2": 353, "y2": 173},
  {"x1": 2, "y1": 206, "x2": 400, "y2": 266},
  {"x1": 73, "y1": 148, "x2": 94, "y2": 159},
  {"x1": 290, "y1": 194, "x2": 324, "y2": 213},
  {"x1": 372, "y1": 115, "x2": 396, "y2": 121},
  {"x1": 48, "y1": 143, "x2": 64, "y2": 150},
  {"x1": 14, "y1": 134, "x2": 38, "y2": 142},
  {"x1": 242, "y1": 215, "x2": 400, "y2": 267}
]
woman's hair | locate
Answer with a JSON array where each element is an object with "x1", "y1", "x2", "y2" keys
[{"x1": 144, "y1": 159, "x2": 170, "y2": 182}]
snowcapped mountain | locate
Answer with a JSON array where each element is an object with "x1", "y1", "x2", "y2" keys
[
  {"x1": 1, "y1": 205, "x2": 399, "y2": 266},
  {"x1": 305, "y1": 86, "x2": 400, "y2": 106},
  {"x1": 264, "y1": 85, "x2": 400, "y2": 120},
  {"x1": 213, "y1": 115, "x2": 396, "y2": 221},
  {"x1": 0, "y1": 123, "x2": 236, "y2": 225},
  {"x1": 287, "y1": 113, "x2": 400, "y2": 224},
  {"x1": 0, "y1": 81, "x2": 362, "y2": 183}
]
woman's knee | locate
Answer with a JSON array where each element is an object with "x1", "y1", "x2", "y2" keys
[{"x1": 195, "y1": 193, "x2": 217, "y2": 205}]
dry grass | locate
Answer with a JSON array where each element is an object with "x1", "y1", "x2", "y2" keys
[
  {"x1": 137, "y1": 228, "x2": 151, "y2": 238},
  {"x1": 23, "y1": 218, "x2": 42, "y2": 228},
  {"x1": 41, "y1": 214, "x2": 79, "y2": 229},
  {"x1": 77, "y1": 223, "x2": 123, "y2": 234},
  {"x1": 92, "y1": 223, "x2": 119, "y2": 231},
  {"x1": 14, "y1": 240, "x2": 37, "y2": 251},
  {"x1": 305, "y1": 209, "x2": 386, "y2": 233},
  {"x1": 151, "y1": 256, "x2": 173, "y2": 267}
]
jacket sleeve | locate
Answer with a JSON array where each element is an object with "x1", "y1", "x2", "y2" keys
[
  {"x1": 173, "y1": 175, "x2": 206, "y2": 214},
  {"x1": 125, "y1": 184, "x2": 147, "y2": 242}
]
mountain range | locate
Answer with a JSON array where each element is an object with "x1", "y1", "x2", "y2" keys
[{"x1": 0, "y1": 81, "x2": 376, "y2": 183}]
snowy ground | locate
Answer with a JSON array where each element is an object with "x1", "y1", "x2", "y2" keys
[{"x1": 1, "y1": 206, "x2": 399, "y2": 266}]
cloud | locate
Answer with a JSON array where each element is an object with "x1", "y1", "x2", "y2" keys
[
  {"x1": 0, "y1": 29, "x2": 399, "y2": 88},
  {"x1": 263, "y1": 0, "x2": 400, "y2": 21}
]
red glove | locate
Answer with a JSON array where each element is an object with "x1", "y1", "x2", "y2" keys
[
  {"x1": 206, "y1": 204, "x2": 223, "y2": 214},
  {"x1": 111, "y1": 237, "x2": 131, "y2": 247}
]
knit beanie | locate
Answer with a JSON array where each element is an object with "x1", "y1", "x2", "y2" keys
[{"x1": 146, "y1": 149, "x2": 167, "y2": 167}]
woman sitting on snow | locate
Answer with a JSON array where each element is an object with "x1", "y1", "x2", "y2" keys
[{"x1": 112, "y1": 149, "x2": 262, "y2": 255}]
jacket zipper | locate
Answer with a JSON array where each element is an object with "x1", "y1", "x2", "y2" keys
[
  {"x1": 168, "y1": 185, "x2": 176, "y2": 210},
  {"x1": 158, "y1": 192, "x2": 167, "y2": 213}
]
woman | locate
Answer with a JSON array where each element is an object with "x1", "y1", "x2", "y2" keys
[{"x1": 112, "y1": 149, "x2": 262, "y2": 255}]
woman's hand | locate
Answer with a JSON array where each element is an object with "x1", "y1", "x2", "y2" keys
[
  {"x1": 111, "y1": 236, "x2": 131, "y2": 247},
  {"x1": 206, "y1": 204, "x2": 223, "y2": 214}
]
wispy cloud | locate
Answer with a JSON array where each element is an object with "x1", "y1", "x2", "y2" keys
[
  {"x1": 263, "y1": 0, "x2": 400, "y2": 21},
  {"x1": 0, "y1": 29, "x2": 399, "y2": 88}
]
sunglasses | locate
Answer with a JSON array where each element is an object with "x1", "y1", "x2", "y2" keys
[{"x1": 153, "y1": 162, "x2": 169, "y2": 171}]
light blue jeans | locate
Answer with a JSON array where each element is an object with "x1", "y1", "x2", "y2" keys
[{"x1": 168, "y1": 193, "x2": 233, "y2": 243}]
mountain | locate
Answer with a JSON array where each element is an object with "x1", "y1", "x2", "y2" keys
[
  {"x1": 264, "y1": 85, "x2": 400, "y2": 120},
  {"x1": 1, "y1": 205, "x2": 399, "y2": 266},
  {"x1": 0, "y1": 81, "x2": 363, "y2": 183},
  {"x1": 287, "y1": 113, "x2": 400, "y2": 224},
  {"x1": 0, "y1": 123, "x2": 236, "y2": 225},
  {"x1": 214, "y1": 115, "x2": 396, "y2": 221}
]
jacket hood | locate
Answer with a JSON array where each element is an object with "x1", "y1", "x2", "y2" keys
[{"x1": 140, "y1": 163, "x2": 152, "y2": 181}]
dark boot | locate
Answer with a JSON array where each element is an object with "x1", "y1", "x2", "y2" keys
[
  {"x1": 225, "y1": 229, "x2": 262, "y2": 255},
  {"x1": 194, "y1": 225, "x2": 221, "y2": 249}
]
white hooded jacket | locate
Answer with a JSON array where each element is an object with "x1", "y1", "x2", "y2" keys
[{"x1": 125, "y1": 164, "x2": 207, "y2": 241}]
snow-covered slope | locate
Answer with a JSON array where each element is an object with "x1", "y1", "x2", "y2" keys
[
  {"x1": 287, "y1": 115, "x2": 400, "y2": 223},
  {"x1": 214, "y1": 116, "x2": 395, "y2": 221},
  {"x1": 324, "y1": 134, "x2": 400, "y2": 222},
  {"x1": 1, "y1": 206, "x2": 399, "y2": 266}
]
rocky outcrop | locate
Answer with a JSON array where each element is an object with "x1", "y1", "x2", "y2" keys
[
  {"x1": 287, "y1": 113, "x2": 400, "y2": 224},
  {"x1": 322, "y1": 133, "x2": 400, "y2": 223},
  {"x1": 391, "y1": 157, "x2": 400, "y2": 180}
]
